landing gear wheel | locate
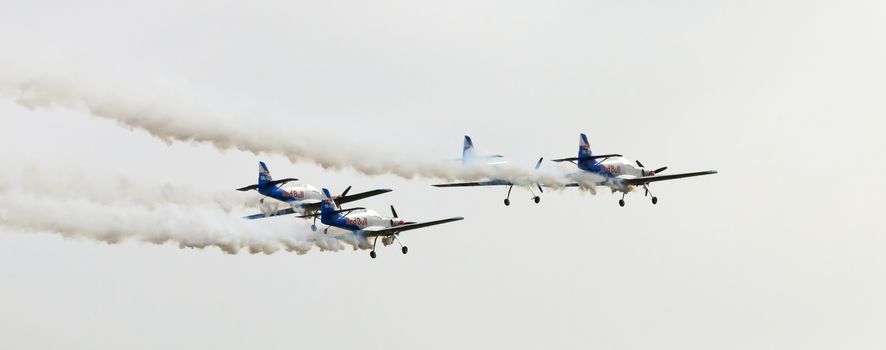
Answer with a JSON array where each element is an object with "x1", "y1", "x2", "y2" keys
[
  {"x1": 504, "y1": 199, "x2": 511, "y2": 206},
  {"x1": 370, "y1": 251, "x2": 377, "y2": 259},
  {"x1": 619, "y1": 199, "x2": 625, "y2": 207},
  {"x1": 401, "y1": 246, "x2": 408, "y2": 254},
  {"x1": 652, "y1": 197, "x2": 658, "y2": 205},
  {"x1": 311, "y1": 224, "x2": 317, "y2": 232},
  {"x1": 533, "y1": 196, "x2": 540, "y2": 204}
]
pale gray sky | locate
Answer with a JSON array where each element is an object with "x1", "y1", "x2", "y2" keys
[{"x1": 1, "y1": 0, "x2": 885, "y2": 349}]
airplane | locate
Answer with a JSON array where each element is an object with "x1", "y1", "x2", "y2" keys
[
  {"x1": 552, "y1": 133, "x2": 717, "y2": 207},
  {"x1": 236, "y1": 161, "x2": 392, "y2": 230},
  {"x1": 300, "y1": 188, "x2": 464, "y2": 259},
  {"x1": 434, "y1": 135, "x2": 545, "y2": 206}
]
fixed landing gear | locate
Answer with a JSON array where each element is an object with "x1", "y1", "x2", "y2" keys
[
  {"x1": 311, "y1": 224, "x2": 317, "y2": 232},
  {"x1": 643, "y1": 185, "x2": 659, "y2": 205},
  {"x1": 528, "y1": 185, "x2": 541, "y2": 204},
  {"x1": 394, "y1": 234, "x2": 407, "y2": 255},
  {"x1": 503, "y1": 185, "x2": 542, "y2": 205},
  {"x1": 619, "y1": 193, "x2": 626, "y2": 207},
  {"x1": 369, "y1": 235, "x2": 408, "y2": 258}
]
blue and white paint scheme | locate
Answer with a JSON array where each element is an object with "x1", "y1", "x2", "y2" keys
[
  {"x1": 553, "y1": 133, "x2": 718, "y2": 207},
  {"x1": 236, "y1": 162, "x2": 392, "y2": 228},
  {"x1": 309, "y1": 188, "x2": 463, "y2": 259},
  {"x1": 436, "y1": 135, "x2": 545, "y2": 206}
]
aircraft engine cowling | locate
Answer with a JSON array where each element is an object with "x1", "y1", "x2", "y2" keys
[
  {"x1": 382, "y1": 236, "x2": 395, "y2": 246},
  {"x1": 259, "y1": 198, "x2": 279, "y2": 217}
]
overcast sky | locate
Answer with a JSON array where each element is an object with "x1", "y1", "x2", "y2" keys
[{"x1": 1, "y1": 0, "x2": 885, "y2": 349}]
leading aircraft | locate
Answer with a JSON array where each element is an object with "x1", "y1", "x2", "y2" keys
[
  {"x1": 236, "y1": 161, "x2": 391, "y2": 230},
  {"x1": 553, "y1": 133, "x2": 717, "y2": 207},
  {"x1": 433, "y1": 135, "x2": 545, "y2": 206},
  {"x1": 302, "y1": 188, "x2": 464, "y2": 259}
]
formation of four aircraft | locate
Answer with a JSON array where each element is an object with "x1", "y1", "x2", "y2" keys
[{"x1": 237, "y1": 134, "x2": 717, "y2": 258}]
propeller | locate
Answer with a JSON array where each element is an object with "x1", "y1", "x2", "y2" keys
[
  {"x1": 390, "y1": 205, "x2": 399, "y2": 226},
  {"x1": 335, "y1": 186, "x2": 352, "y2": 209},
  {"x1": 535, "y1": 157, "x2": 544, "y2": 193},
  {"x1": 636, "y1": 160, "x2": 667, "y2": 176}
]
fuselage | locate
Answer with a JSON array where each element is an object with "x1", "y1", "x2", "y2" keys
[
  {"x1": 321, "y1": 209, "x2": 406, "y2": 232},
  {"x1": 260, "y1": 184, "x2": 323, "y2": 204},
  {"x1": 575, "y1": 157, "x2": 658, "y2": 192},
  {"x1": 321, "y1": 209, "x2": 409, "y2": 249}
]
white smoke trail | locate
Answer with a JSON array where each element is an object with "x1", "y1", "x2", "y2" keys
[
  {"x1": 0, "y1": 163, "x2": 355, "y2": 254},
  {"x1": 0, "y1": 69, "x2": 575, "y2": 188}
]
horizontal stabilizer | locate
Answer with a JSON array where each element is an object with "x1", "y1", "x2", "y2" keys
[
  {"x1": 236, "y1": 184, "x2": 260, "y2": 192},
  {"x1": 235, "y1": 177, "x2": 298, "y2": 192},
  {"x1": 266, "y1": 178, "x2": 298, "y2": 187}
]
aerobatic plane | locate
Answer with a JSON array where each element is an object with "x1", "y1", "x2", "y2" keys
[
  {"x1": 553, "y1": 133, "x2": 717, "y2": 207},
  {"x1": 236, "y1": 162, "x2": 391, "y2": 230},
  {"x1": 434, "y1": 135, "x2": 545, "y2": 206},
  {"x1": 299, "y1": 188, "x2": 463, "y2": 259}
]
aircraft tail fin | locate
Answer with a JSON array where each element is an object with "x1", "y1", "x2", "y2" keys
[
  {"x1": 258, "y1": 161, "x2": 273, "y2": 187},
  {"x1": 577, "y1": 133, "x2": 599, "y2": 171},
  {"x1": 462, "y1": 135, "x2": 475, "y2": 160},
  {"x1": 320, "y1": 188, "x2": 337, "y2": 216}
]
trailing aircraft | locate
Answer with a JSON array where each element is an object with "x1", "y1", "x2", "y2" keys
[
  {"x1": 433, "y1": 135, "x2": 545, "y2": 206},
  {"x1": 236, "y1": 161, "x2": 391, "y2": 230},
  {"x1": 301, "y1": 188, "x2": 463, "y2": 259},
  {"x1": 553, "y1": 133, "x2": 717, "y2": 207}
]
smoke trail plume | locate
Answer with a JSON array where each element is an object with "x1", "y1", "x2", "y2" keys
[
  {"x1": 0, "y1": 163, "x2": 355, "y2": 254},
  {"x1": 0, "y1": 70, "x2": 574, "y2": 187}
]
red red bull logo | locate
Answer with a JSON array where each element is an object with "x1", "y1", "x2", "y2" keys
[
  {"x1": 284, "y1": 190, "x2": 305, "y2": 199},
  {"x1": 346, "y1": 217, "x2": 368, "y2": 226},
  {"x1": 602, "y1": 164, "x2": 620, "y2": 174}
]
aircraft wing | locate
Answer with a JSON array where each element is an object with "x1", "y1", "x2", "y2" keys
[
  {"x1": 335, "y1": 189, "x2": 393, "y2": 205},
  {"x1": 362, "y1": 217, "x2": 464, "y2": 237},
  {"x1": 551, "y1": 154, "x2": 622, "y2": 163},
  {"x1": 242, "y1": 208, "x2": 299, "y2": 220},
  {"x1": 621, "y1": 170, "x2": 718, "y2": 185},
  {"x1": 433, "y1": 179, "x2": 514, "y2": 187}
]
